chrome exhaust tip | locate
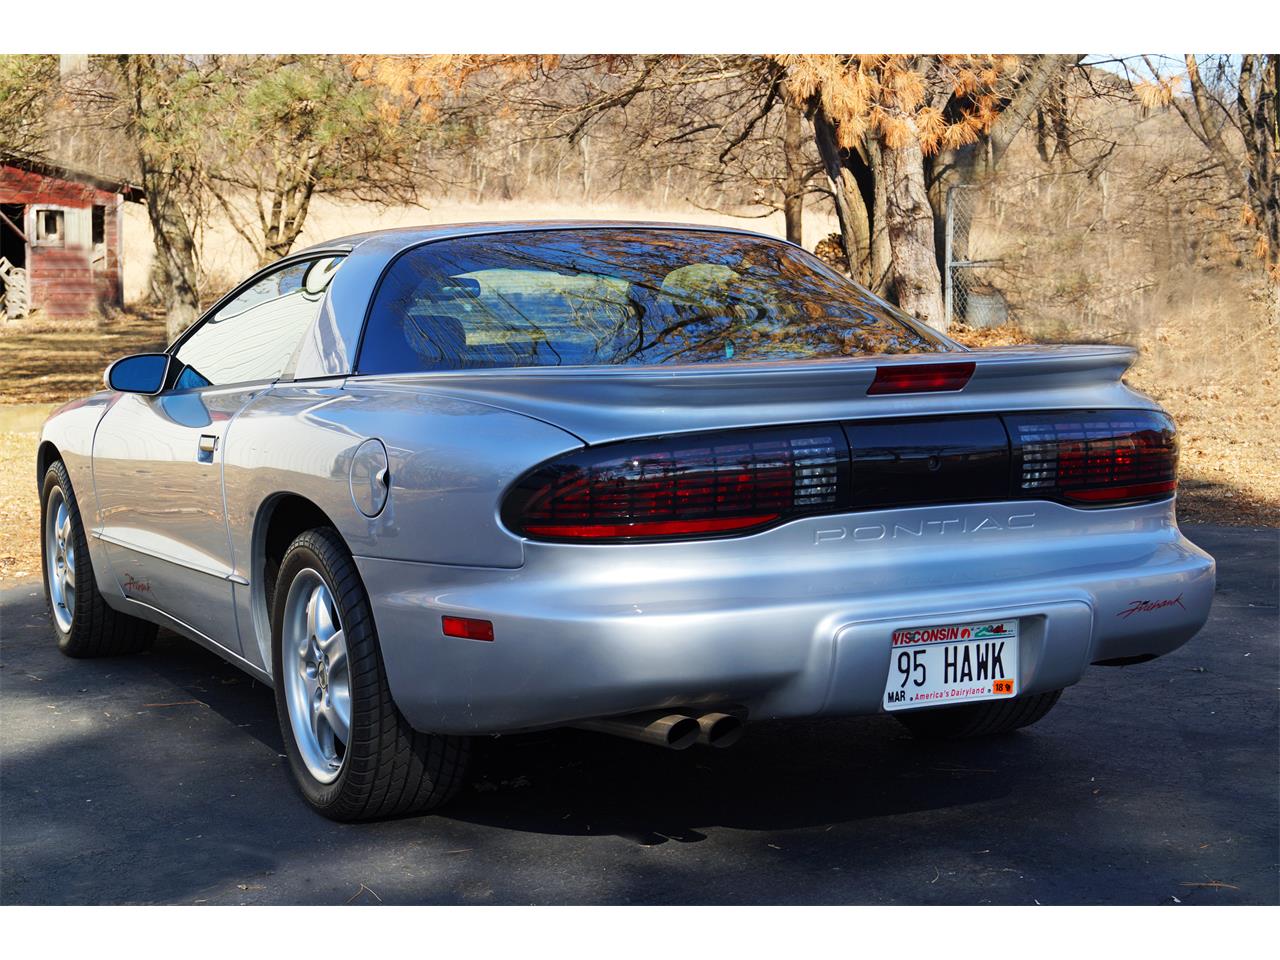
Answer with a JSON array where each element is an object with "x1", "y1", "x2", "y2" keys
[
  {"x1": 575, "y1": 712, "x2": 701, "y2": 750},
  {"x1": 695, "y1": 712, "x2": 744, "y2": 749}
]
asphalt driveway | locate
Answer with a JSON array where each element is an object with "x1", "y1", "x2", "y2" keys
[{"x1": 1, "y1": 524, "x2": 1276, "y2": 905}]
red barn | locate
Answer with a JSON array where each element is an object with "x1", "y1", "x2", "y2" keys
[{"x1": 0, "y1": 152, "x2": 145, "y2": 319}]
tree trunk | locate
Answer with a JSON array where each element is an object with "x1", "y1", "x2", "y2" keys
[
  {"x1": 115, "y1": 55, "x2": 203, "y2": 342},
  {"x1": 811, "y1": 108, "x2": 872, "y2": 283},
  {"x1": 880, "y1": 137, "x2": 946, "y2": 331},
  {"x1": 782, "y1": 100, "x2": 805, "y2": 245},
  {"x1": 144, "y1": 180, "x2": 200, "y2": 342},
  {"x1": 1236, "y1": 54, "x2": 1279, "y2": 278},
  {"x1": 987, "y1": 55, "x2": 1080, "y2": 168},
  {"x1": 867, "y1": 137, "x2": 892, "y2": 297}
]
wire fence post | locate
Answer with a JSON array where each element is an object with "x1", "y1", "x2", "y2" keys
[
  {"x1": 945, "y1": 185, "x2": 1005, "y2": 328},
  {"x1": 944, "y1": 188, "x2": 955, "y2": 328}
]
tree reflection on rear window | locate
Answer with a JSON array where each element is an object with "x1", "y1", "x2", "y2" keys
[{"x1": 357, "y1": 229, "x2": 952, "y2": 374}]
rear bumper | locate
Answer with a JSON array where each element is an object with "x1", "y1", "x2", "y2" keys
[{"x1": 356, "y1": 499, "x2": 1215, "y2": 734}]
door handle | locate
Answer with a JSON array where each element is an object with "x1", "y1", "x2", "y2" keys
[{"x1": 197, "y1": 434, "x2": 218, "y2": 462}]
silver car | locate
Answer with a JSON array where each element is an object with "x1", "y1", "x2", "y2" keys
[{"x1": 37, "y1": 222, "x2": 1215, "y2": 820}]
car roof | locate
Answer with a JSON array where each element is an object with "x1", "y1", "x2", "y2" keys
[{"x1": 291, "y1": 219, "x2": 793, "y2": 257}]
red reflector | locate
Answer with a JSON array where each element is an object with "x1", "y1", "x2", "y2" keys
[
  {"x1": 867, "y1": 362, "x2": 976, "y2": 395},
  {"x1": 522, "y1": 514, "x2": 780, "y2": 540},
  {"x1": 441, "y1": 616, "x2": 494, "y2": 642},
  {"x1": 1065, "y1": 480, "x2": 1177, "y2": 503}
]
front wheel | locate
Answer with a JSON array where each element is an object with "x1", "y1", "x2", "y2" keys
[
  {"x1": 895, "y1": 690, "x2": 1063, "y2": 740},
  {"x1": 271, "y1": 527, "x2": 469, "y2": 821},
  {"x1": 41, "y1": 460, "x2": 155, "y2": 658}
]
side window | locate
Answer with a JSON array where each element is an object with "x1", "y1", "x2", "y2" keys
[
  {"x1": 174, "y1": 256, "x2": 344, "y2": 388},
  {"x1": 33, "y1": 208, "x2": 66, "y2": 246}
]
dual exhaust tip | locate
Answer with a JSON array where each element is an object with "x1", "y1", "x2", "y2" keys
[{"x1": 576, "y1": 710, "x2": 744, "y2": 750}]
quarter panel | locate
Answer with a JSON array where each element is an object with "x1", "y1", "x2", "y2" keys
[{"x1": 221, "y1": 382, "x2": 582, "y2": 669}]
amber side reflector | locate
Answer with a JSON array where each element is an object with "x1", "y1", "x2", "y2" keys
[
  {"x1": 442, "y1": 616, "x2": 495, "y2": 642},
  {"x1": 867, "y1": 362, "x2": 977, "y2": 395}
]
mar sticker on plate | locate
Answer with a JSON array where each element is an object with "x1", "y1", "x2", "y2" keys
[{"x1": 883, "y1": 619, "x2": 1018, "y2": 711}]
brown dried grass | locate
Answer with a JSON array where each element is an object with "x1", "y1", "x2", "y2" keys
[{"x1": 0, "y1": 429, "x2": 38, "y2": 581}]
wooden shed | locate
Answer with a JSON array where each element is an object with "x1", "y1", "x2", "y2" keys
[{"x1": 0, "y1": 152, "x2": 145, "y2": 319}]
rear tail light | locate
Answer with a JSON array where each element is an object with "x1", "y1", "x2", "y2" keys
[
  {"x1": 501, "y1": 426, "x2": 849, "y2": 542},
  {"x1": 1006, "y1": 411, "x2": 1177, "y2": 505},
  {"x1": 503, "y1": 409, "x2": 1177, "y2": 543}
]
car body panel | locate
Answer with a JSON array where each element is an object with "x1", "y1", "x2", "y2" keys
[
  {"x1": 356, "y1": 497, "x2": 1214, "y2": 733},
  {"x1": 348, "y1": 343, "x2": 1149, "y2": 446},
  {"x1": 218, "y1": 382, "x2": 581, "y2": 672},
  {"x1": 92, "y1": 384, "x2": 262, "y2": 653},
  {"x1": 36, "y1": 221, "x2": 1217, "y2": 736}
]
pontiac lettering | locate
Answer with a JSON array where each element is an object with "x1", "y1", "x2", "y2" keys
[{"x1": 814, "y1": 512, "x2": 1036, "y2": 544}]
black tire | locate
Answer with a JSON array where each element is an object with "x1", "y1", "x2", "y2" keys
[
  {"x1": 40, "y1": 460, "x2": 156, "y2": 658},
  {"x1": 895, "y1": 690, "x2": 1063, "y2": 740},
  {"x1": 271, "y1": 527, "x2": 470, "y2": 821}
]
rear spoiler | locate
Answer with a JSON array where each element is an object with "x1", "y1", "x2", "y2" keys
[{"x1": 358, "y1": 344, "x2": 1148, "y2": 445}]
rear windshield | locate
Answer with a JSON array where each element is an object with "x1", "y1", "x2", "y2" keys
[{"x1": 357, "y1": 228, "x2": 950, "y2": 374}]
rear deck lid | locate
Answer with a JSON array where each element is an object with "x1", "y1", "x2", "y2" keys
[{"x1": 353, "y1": 344, "x2": 1149, "y2": 445}]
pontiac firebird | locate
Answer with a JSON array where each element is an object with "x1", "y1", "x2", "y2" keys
[{"x1": 36, "y1": 223, "x2": 1215, "y2": 820}]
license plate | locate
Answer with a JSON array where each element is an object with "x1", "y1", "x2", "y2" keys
[{"x1": 883, "y1": 618, "x2": 1019, "y2": 712}]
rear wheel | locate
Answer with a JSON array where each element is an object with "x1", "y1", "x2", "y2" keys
[
  {"x1": 895, "y1": 690, "x2": 1063, "y2": 740},
  {"x1": 41, "y1": 460, "x2": 156, "y2": 658},
  {"x1": 271, "y1": 527, "x2": 470, "y2": 820}
]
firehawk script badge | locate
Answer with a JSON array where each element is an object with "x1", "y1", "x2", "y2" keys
[
  {"x1": 813, "y1": 512, "x2": 1037, "y2": 544},
  {"x1": 1117, "y1": 594, "x2": 1186, "y2": 618}
]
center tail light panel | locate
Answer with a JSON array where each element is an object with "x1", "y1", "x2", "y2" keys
[{"x1": 501, "y1": 409, "x2": 1178, "y2": 543}]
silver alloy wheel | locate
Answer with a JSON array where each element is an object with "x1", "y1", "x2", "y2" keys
[
  {"x1": 45, "y1": 487, "x2": 76, "y2": 633},
  {"x1": 282, "y1": 569, "x2": 352, "y2": 783}
]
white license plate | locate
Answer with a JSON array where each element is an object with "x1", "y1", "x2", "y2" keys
[{"x1": 883, "y1": 618, "x2": 1019, "y2": 712}]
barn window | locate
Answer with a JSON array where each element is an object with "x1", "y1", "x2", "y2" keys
[
  {"x1": 35, "y1": 209, "x2": 65, "y2": 246},
  {"x1": 92, "y1": 205, "x2": 105, "y2": 246}
]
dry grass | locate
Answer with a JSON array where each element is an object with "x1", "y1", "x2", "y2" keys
[
  {"x1": 0, "y1": 306, "x2": 166, "y2": 404},
  {"x1": 0, "y1": 428, "x2": 38, "y2": 581}
]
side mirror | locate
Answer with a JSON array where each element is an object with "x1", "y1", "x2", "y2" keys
[{"x1": 105, "y1": 353, "x2": 170, "y2": 395}]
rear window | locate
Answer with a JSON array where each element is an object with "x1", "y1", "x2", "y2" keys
[{"x1": 357, "y1": 228, "x2": 950, "y2": 374}]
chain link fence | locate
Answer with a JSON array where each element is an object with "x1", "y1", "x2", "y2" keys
[{"x1": 945, "y1": 185, "x2": 1007, "y2": 328}]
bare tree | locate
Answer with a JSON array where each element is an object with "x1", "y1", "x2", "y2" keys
[
  {"x1": 782, "y1": 55, "x2": 1079, "y2": 329},
  {"x1": 1159, "y1": 55, "x2": 1278, "y2": 279},
  {"x1": 107, "y1": 55, "x2": 212, "y2": 340},
  {"x1": 485, "y1": 56, "x2": 824, "y2": 241}
]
